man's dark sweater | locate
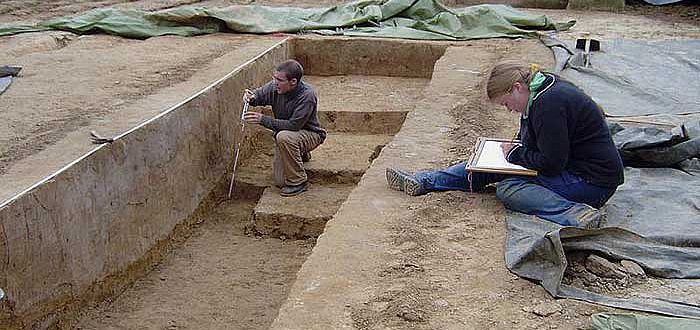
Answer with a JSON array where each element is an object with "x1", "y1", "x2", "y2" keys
[
  {"x1": 251, "y1": 80, "x2": 326, "y2": 141},
  {"x1": 506, "y1": 74, "x2": 624, "y2": 188}
]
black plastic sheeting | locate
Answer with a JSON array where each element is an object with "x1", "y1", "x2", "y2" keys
[
  {"x1": 544, "y1": 38, "x2": 700, "y2": 117},
  {"x1": 0, "y1": 77, "x2": 11, "y2": 95},
  {"x1": 505, "y1": 38, "x2": 700, "y2": 318},
  {"x1": 611, "y1": 121, "x2": 700, "y2": 169},
  {"x1": 0, "y1": 66, "x2": 21, "y2": 96}
]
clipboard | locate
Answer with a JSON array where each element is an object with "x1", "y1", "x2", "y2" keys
[{"x1": 466, "y1": 137, "x2": 537, "y2": 176}]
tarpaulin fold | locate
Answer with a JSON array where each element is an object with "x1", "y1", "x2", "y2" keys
[
  {"x1": 0, "y1": 0, "x2": 574, "y2": 40},
  {"x1": 610, "y1": 121, "x2": 700, "y2": 168}
]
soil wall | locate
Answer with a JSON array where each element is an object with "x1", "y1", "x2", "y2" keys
[
  {"x1": 0, "y1": 39, "x2": 289, "y2": 329},
  {"x1": 291, "y1": 37, "x2": 447, "y2": 78}
]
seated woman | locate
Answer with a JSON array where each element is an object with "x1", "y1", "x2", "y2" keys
[{"x1": 386, "y1": 61, "x2": 624, "y2": 229}]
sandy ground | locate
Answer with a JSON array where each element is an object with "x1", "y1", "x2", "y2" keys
[
  {"x1": 73, "y1": 198, "x2": 315, "y2": 330},
  {"x1": 1, "y1": 1, "x2": 699, "y2": 329}
]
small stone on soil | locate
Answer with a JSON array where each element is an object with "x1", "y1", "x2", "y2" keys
[
  {"x1": 524, "y1": 301, "x2": 562, "y2": 317},
  {"x1": 585, "y1": 255, "x2": 627, "y2": 279},
  {"x1": 433, "y1": 299, "x2": 449, "y2": 309},
  {"x1": 398, "y1": 309, "x2": 424, "y2": 322},
  {"x1": 621, "y1": 260, "x2": 645, "y2": 277}
]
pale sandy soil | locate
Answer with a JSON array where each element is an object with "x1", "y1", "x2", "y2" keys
[{"x1": 0, "y1": 1, "x2": 699, "y2": 329}]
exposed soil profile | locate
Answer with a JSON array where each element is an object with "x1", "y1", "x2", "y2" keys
[{"x1": 0, "y1": 1, "x2": 698, "y2": 329}]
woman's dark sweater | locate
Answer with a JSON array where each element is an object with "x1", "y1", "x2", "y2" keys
[{"x1": 506, "y1": 74, "x2": 624, "y2": 188}]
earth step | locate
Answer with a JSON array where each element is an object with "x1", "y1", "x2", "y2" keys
[
  {"x1": 233, "y1": 149, "x2": 276, "y2": 188},
  {"x1": 318, "y1": 111, "x2": 407, "y2": 135},
  {"x1": 235, "y1": 133, "x2": 392, "y2": 186},
  {"x1": 251, "y1": 183, "x2": 354, "y2": 239},
  {"x1": 305, "y1": 133, "x2": 392, "y2": 184}
]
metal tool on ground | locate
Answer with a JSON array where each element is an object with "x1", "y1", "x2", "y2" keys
[
  {"x1": 0, "y1": 66, "x2": 21, "y2": 96},
  {"x1": 575, "y1": 33, "x2": 600, "y2": 67},
  {"x1": 227, "y1": 100, "x2": 249, "y2": 198},
  {"x1": 0, "y1": 65, "x2": 22, "y2": 78},
  {"x1": 89, "y1": 130, "x2": 115, "y2": 144}
]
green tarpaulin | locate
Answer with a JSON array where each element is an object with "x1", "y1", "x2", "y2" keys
[
  {"x1": 592, "y1": 313, "x2": 700, "y2": 330},
  {"x1": 0, "y1": 0, "x2": 574, "y2": 40}
]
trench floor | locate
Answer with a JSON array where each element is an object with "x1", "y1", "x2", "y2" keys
[
  {"x1": 73, "y1": 74, "x2": 423, "y2": 329},
  {"x1": 75, "y1": 198, "x2": 314, "y2": 330},
  {"x1": 307, "y1": 75, "x2": 428, "y2": 113}
]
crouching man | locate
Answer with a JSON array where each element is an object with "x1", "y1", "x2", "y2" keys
[{"x1": 243, "y1": 59, "x2": 326, "y2": 197}]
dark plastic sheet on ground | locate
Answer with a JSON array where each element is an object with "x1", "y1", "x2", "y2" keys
[
  {"x1": 506, "y1": 37, "x2": 700, "y2": 318},
  {"x1": 0, "y1": 66, "x2": 22, "y2": 96},
  {"x1": 610, "y1": 121, "x2": 700, "y2": 168},
  {"x1": 545, "y1": 38, "x2": 700, "y2": 117},
  {"x1": 0, "y1": 0, "x2": 574, "y2": 40},
  {"x1": 0, "y1": 77, "x2": 12, "y2": 96}
]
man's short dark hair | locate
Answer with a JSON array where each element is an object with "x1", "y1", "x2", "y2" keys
[{"x1": 276, "y1": 59, "x2": 304, "y2": 82}]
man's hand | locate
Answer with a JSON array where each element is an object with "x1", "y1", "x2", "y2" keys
[
  {"x1": 501, "y1": 142, "x2": 516, "y2": 159},
  {"x1": 243, "y1": 89, "x2": 256, "y2": 103},
  {"x1": 244, "y1": 111, "x2": 263, "y2": 125}
]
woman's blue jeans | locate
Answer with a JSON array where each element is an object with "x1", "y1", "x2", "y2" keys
[{"x1": 413, "y1": 162, "x2": 616, "y2": 226}]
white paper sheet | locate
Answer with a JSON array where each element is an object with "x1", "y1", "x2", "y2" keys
[{"x1": 476, "y1": 140, "x2": 531, "y2": 171}]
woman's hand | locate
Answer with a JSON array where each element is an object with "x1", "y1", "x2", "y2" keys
[{"x1": 501, "y1": 142, "x2": 516, "y2": 159}]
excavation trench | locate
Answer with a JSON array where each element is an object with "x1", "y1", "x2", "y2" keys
[
  {"x1": 74, "y1": 78, "x2": 430, "y2": 329},
  {"x1": 0, "y1": 37, "x2": 448, "y2": 330}
]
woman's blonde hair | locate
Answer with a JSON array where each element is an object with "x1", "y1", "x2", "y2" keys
[{"x1": 486, "y1": 61, "x2": 540, "y2": 100}]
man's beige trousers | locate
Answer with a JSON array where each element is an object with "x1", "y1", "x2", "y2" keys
[{"x1": 273, "y1": 130, "x2": 323, "y2": 187}]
